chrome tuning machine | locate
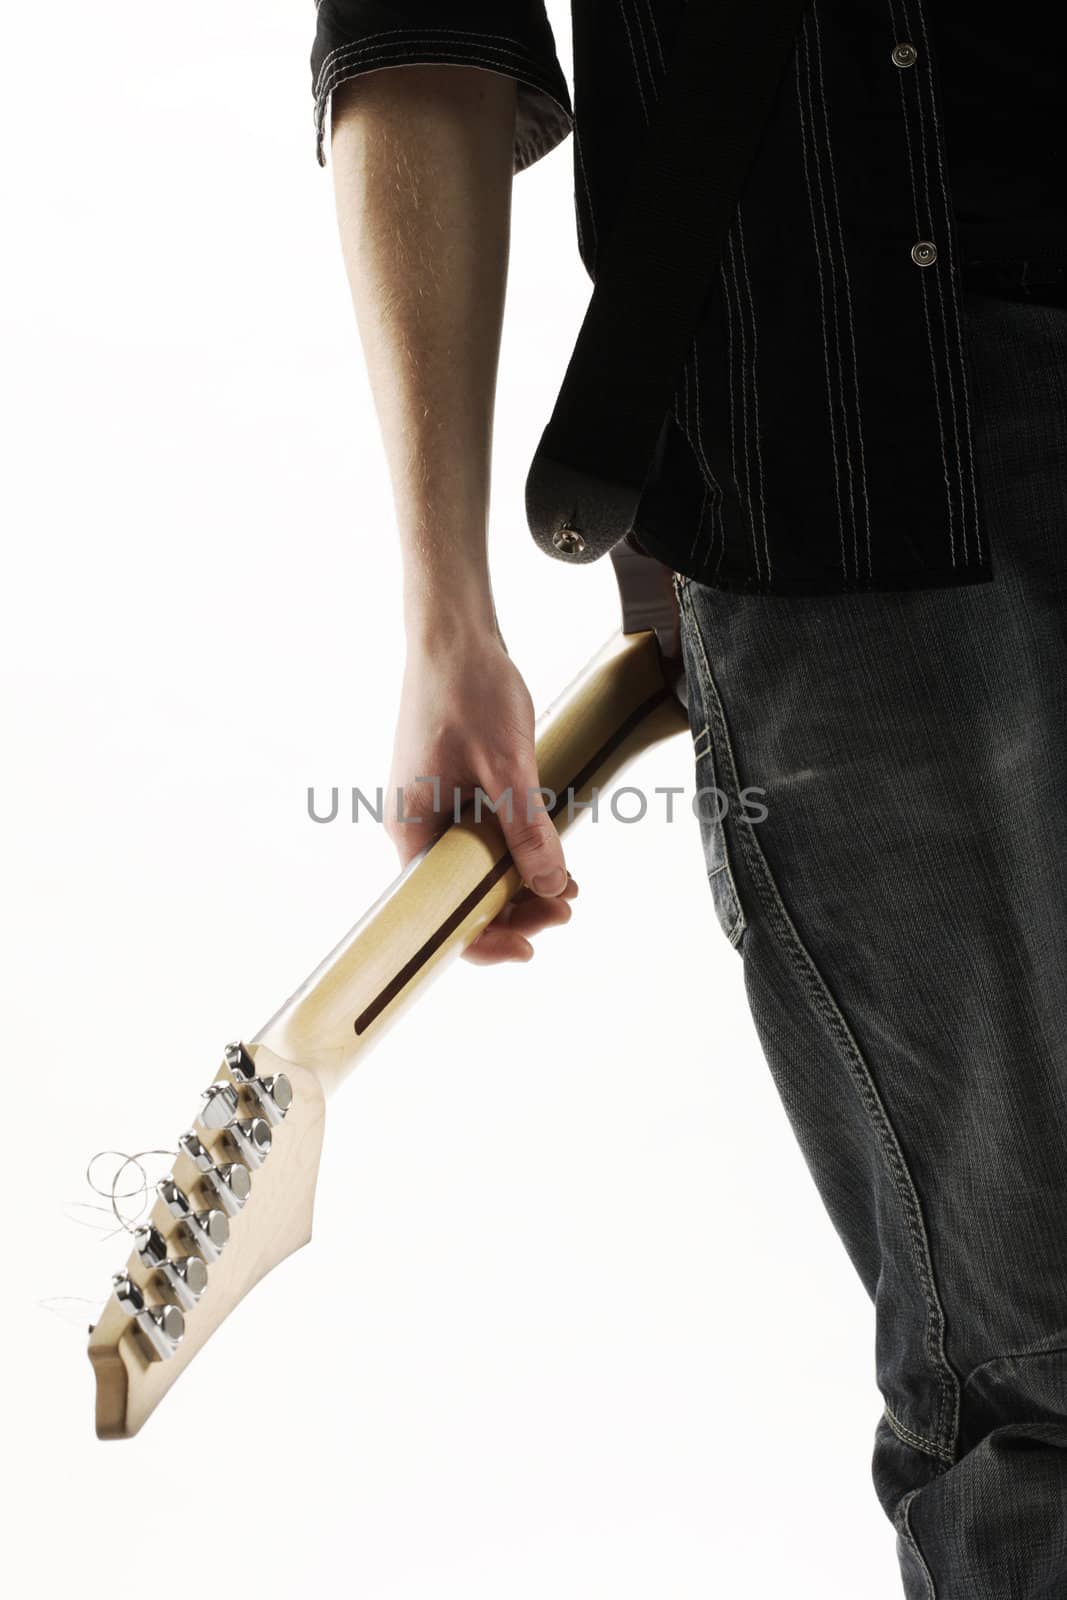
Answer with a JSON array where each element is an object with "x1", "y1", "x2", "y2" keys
[
  {"x1": 157, "y1": 1178, "x2": 230, "y2": 1262},
  {"x1": 177, "y1": 1131, "x2": 252, "y2": 1215},
  {"x1": 132, "y1": 1223, "x2": 208, "y2": 1311},
  {"x1": 198, "y1": 1082, "x2": 239, "y2": 1131},
  {"x1": 224, "y1": 1040, "x2": 293, "y2": 1126},
  {"x1": 222, "y1": 1116, "x2": 272, "y2": 1170},
  {"x1": 112, "y1": 1272, "x2": 184, "y2": 1360}
]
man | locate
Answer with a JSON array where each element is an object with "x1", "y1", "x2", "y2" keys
[{"x1": 309, "y1": 2, "x2": 1067, "y2": 1593}]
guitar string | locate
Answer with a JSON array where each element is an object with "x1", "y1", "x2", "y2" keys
[{"x1": 39, "y1": 1146, "x2": 178, "y2": 1330}]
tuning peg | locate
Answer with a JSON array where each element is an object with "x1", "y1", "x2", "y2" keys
[
  {"x1": 200, "y1": 1160, "x2": 251, "y2": 1216},
  {"x1": 178, "y1": 1130, "x2": 214, "y2": 1171},
  {"x1": 112, "y1": 1272, "x2": 184, "y2": 1360},
  {"x1": 242, "y1": 1073, "x2": 293, "y2": 1126},
  {"x1": 177, "y1": 1129, "x2": 252, "y2": 1215},
  {"x1": 224, "y1": 1042, "x2": 293, "y2": 1127},
  {"x1": 132, "y1": 1224, "x2": 209, "y2": 1311},
  {"x1": 224, "y1": 1040, "x2": 255, "y2": 1078},
  {"x1": 199, "y1": 1082, "x2": 239, "y2": 1131},
  {"x1": 223, "y1": 1116, "x2": 272, "y2": 1170},
  {"x1": 157, "y1": 1178, "x2": 230, "y2": 1262}
]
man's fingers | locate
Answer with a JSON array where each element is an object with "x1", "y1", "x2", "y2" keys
[
  {"x1": 495, "y1": 761, "x2": 568, "y2": 897},
  {"x1": 504, "y1": 894, "x2": 574, "y2": 935},
  {"x1": 463, "y1": 927, "x2": 534, "y2": 965},
  {"x1": 384, "y1": 779, "x2": 446, "y2": 866}
]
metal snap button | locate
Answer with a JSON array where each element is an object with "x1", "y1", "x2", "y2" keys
[
  {"x1": 892, "y1": 42, "x2": 918, "y2": 68},
  {"x1": 552, "y1": 523, "x2": 586, "y2": 556},
  {"x1": 911, "y1": 239, "x2": 938, "y2": 267}
]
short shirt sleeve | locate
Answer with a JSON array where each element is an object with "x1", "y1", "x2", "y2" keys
[{"x1": 310, "y1": 1, "x2": 575, "y2": 173}]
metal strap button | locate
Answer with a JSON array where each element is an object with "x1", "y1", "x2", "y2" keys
[
  {"x1": 911, "y1": 239, "x2": 938, "y2": 268},
  {"x1": 552, "y1": 523, "x2": 586, "y2": 556},
  {"x1": 892, "y1": 42, "x2": 918, "y2": 68}
]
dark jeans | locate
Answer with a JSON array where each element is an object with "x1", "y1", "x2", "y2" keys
[{"x1": 677, "y1": 286, "x2": 1067, "y2": 1597}]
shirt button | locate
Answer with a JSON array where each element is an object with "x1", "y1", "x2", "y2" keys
[
  {"x1": 892, "y1": 42, "x2": 918, "y2": 68},
  {"x1": 911, "y1": 239, "x2": 938, "y2": 267}
]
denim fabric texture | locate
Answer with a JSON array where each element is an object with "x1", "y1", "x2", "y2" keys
[{"x1": 677, "y1": 287, "x2": 1067, "y2": 1597}]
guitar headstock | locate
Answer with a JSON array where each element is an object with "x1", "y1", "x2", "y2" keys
[{"x1": 87, "y1": 1041, "x2": 326, "y2": 1439}]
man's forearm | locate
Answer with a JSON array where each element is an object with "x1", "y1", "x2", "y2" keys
[{"x1": 330, "y1": 65, "x2": 517, "y2": 641}]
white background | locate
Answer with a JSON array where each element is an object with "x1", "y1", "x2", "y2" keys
[{"x1": 2, "y1": 5, "x2": 899, "y2": 1594}]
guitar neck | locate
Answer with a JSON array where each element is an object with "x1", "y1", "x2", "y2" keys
[
  {"x1": 87, "y1": 624, "x2": 685, "y2": 1439},
  {"x1": 252, "y1": 628, "x2": 685, "y2": 1097}
]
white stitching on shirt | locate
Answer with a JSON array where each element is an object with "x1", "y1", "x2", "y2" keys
[
  {"x1": 810, "y1": 2, "x2": 873, "y2": 580},
  {"x1": 911, "y1": 0, "x2": 983, "y2": 563},
  {"x1": 691, "y1": 349, "x2": 727, "y2": 572},
  {"x1": 720, "y1": 236, "x2": 763, "y2": 583},
  {"x1": 317, "y1": 40, "x2": 546, "y2": 107},
  {"x1": 315, "y1": 25, "x2": 535, "y2": 90},
  {"x1": 734, "y1": 210, "x2": 773, "y2": 582},
  {"x1": 800, "y1": 11, "x2": 857, "y2": 578},
  {"x1": 689, "y1": 480, "x2": 711, "y2": 569},
  {"x1": 717, "y1": 259, "x2": 747, "y2": 581},
  {"x1": 897, "y1": 0, "x2": 969, "y2": 568},
  {"x1": 627, "y1": 0, "x2": 657, "y2": 103},
  {"x1": 574, "y1": 126, "x2": 599, "y2": 261},
  {"x1": 676, "y1": 352, "x2": 726, "y2": 570},
  {"x1": 638, "y1": 0, "x2": 667, "y2": 74},
  {"x1": 618, "y1": 0, "x2": 651, "y2": 127},
  {"x1": 795, "y1": 28, "x2": 850, "y2": 580},
  {"x1": 888, "y1": 0, "x2": 957, "y2": 567}
]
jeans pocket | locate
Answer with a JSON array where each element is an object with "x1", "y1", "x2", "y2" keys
[
  {"x1": 689, "y1": 715, "x2": 746, "y2": 948},
  {"x1": 677, "y1": 579, "x2": 746, "y2": 949}
]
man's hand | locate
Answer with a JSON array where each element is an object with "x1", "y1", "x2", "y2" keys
[
  {"x1": 387, "y1": 625, "x2": 576, "y2": 964},
  {"x1": 330, "y1": 67, "x2": 569, "y2": 961}
]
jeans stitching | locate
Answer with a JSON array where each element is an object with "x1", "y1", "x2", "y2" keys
[
  {"x1": 687, "y1": 683, "x2": 745, "y2": 946},
  {"x1": 617, "y1": 0, "x2": 650, "y2": 125},
  {"x1": 680, "y1": 582, "x2": 962, "y2": 1460},
  {"x1": 897, "y1": 1488, "x2": 938, "y2": 1598},
  {"x1": 884, "y1": 1402, "x2": 954, "y2": 1464}
]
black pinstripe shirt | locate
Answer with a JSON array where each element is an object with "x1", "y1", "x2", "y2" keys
[{"x1": 309, "y1": 1, "x2": 1066, "y2": 596}]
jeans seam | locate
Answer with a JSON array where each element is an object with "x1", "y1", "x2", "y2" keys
[
  {"x1": 884, "y1": 1402, "x2": 954, "y2": 1465},
  {"x1": 679, "y1": 582, "x2": 962, "y2": 1461},
  {"x1": 897, "y1": 1487, "x2": 938, "y2": 1599},
  {"x1": 687, "y1": 701, "x2": 746, "y2": 946}
]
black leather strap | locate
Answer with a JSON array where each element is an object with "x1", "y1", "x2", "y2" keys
[{"x1": 525, "y1": 0, "x2": 809, "y2": 565}]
